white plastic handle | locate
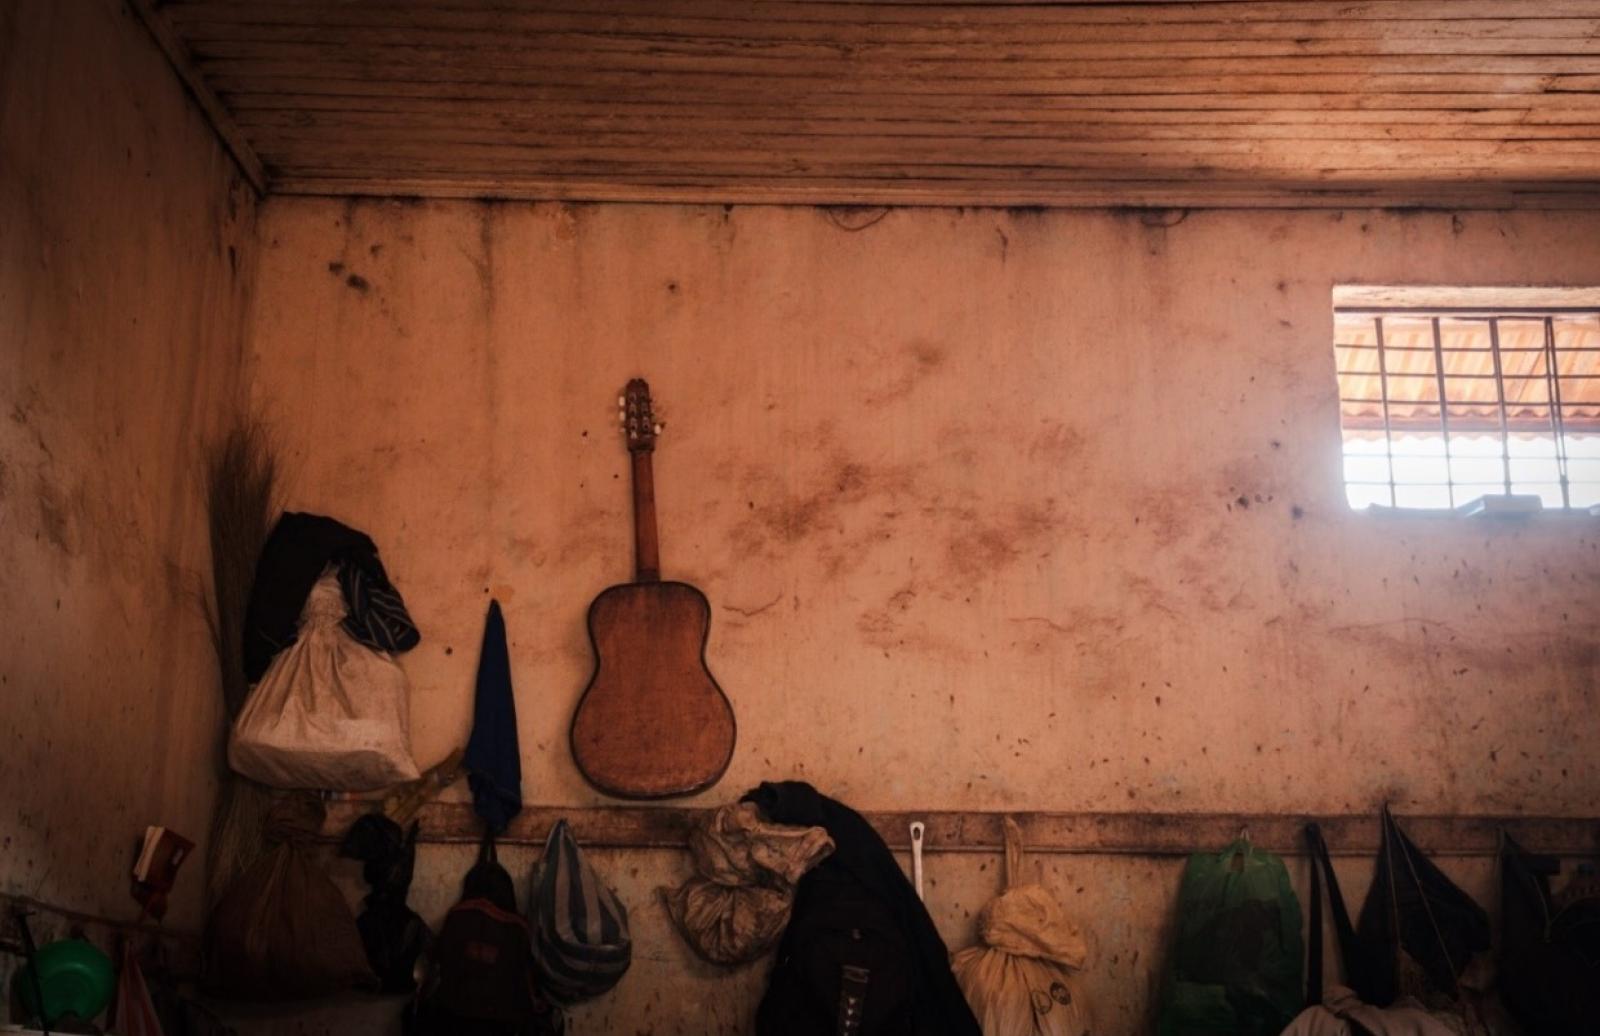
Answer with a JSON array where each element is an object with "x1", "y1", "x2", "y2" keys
[{"x1": 910, "y1": 821, "x2": 926, "y2": 901}]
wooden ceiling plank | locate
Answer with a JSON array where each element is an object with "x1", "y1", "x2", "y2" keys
[
  {"x1": 185, "y1": 46, "x2": 1600, "y2": 82},
  {"x1": 192, "y1": 60, "x2": 1600, "y2": 99},
  {"x1": 248, "y1": 138, "x2": 1600, "y2": 178},
  {"x1": 180, "y1": 35, "x2": 1600, "y2": 75},
  {"x1": 218, "y1": 94, "x2": 1570, "y2": 125},
  {"x1": 264, "y1": 168, "x2": 1600, "y2": 213},
  {"x1": 189, "y1": 36, "x2": 1600, "y2": 66},
  {"x1": 199, "y1": 68, "x2": 1600, "y2": 107},
  {"x1": 266, "y1": 174, "x2": 1600, "y2": 209},
  {"x1": 231, "y1": 108, "x2": 1600, "y2": 143},
  {"x1": 170, "y1": 16, "x2": 1600, "y2": 49},
  {"x1": 198, "y1": 71, "x2": 1596, "y2": 103},
  {"x1": 160, "y1": 1, "x2": 1600, "y2": 33}
]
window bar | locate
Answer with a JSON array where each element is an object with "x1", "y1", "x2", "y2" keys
[
  {"x1": 1487, "y1": 317, "x2": 1512, "y2": 495},
  {"x1": 1544, "y1": 317, "x2": 1571, "y2": 509},
  {"x1": 1429, "y1": 316, "x2": 1455, "y2": 508},
  {"x1": 1373, "y1": 316, "x2": 1397, "y2": 507}
]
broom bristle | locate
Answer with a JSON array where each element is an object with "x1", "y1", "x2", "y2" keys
[
  {"x1": 205, "y1": 422, "x2": 277, "y2": 719},
  {"x1": 201, "y1": 421, "x2": 280, "y2": 908}
]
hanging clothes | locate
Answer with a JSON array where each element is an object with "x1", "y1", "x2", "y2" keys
[
  {"x1": 243, "y1": 511, "x2": 420, "y2": 681},
  {"x1": 465, "y1": 599, "x2": 522, "y2": 834},
  {"x1": 662, "y1": 801, "x2": 835, "y2": 966},
  {"x1": 340, "y1": 813, "x2": 430, "y2": 994},
  {"x1": 745, "y1": 780, "x2": 980, "y2": 1036}
]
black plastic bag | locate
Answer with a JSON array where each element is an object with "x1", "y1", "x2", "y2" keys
[
  {"x1": 1498, "y1": 832, "x2": 1600, "y2": 1034},
  {"x1": 1305, "y1": 808, "x2": 1489, "y2": 1009}
]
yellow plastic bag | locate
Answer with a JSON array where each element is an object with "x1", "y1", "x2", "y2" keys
[{"x1": 952, "y1": 817, "x2": 1091, "y2": 1036}]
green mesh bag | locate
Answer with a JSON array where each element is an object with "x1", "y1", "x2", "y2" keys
[{"x1": 1157, "y1": 838, "x2": 1304, "y2": 1036}]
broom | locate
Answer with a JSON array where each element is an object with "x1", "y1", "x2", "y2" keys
[{"x1": 201, "y1": 421, "x2": 279, "y2": 909}]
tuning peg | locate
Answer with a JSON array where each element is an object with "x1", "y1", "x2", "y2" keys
[
  {"x1": 653, "y1": 423, "x2": 663, "y2": 435},
  {"x1": 616, "y1": 395, "x2": 625, "y2": 407}
]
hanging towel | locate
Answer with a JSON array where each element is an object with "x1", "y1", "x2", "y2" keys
[{"x1": 465, "y1": 600, "x2": 522, "y2": 834}]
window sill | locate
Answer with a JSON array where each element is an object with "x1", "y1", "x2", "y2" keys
[{"x1": 1357, "y1": 494, "x2": 1600, "y2": 519}]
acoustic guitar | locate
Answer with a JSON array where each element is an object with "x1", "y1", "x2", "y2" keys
[{"x1": 570, "y1": 379, "x2": 736, "y2": 799}]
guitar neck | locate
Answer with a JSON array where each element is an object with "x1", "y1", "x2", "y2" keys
[{"x1": 631, "y1": 450, "x2": 661, "y2": 582}]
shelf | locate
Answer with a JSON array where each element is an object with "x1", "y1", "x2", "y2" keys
[{"x1": 320, "y1": 802, "x2": 1600, "y2": 859}]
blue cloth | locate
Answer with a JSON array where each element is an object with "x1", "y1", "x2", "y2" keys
[{"x1": 465, "y1": 600, "x2": 522, "y2": 834}]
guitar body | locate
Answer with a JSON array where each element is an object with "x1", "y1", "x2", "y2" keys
[{"x1": 571, "y1": 581, "x2": 736, "y2": 798}]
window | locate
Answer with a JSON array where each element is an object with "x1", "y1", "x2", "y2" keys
[{"x1": 1333, "y1": 287, "x2": 1600, "y2": 513}]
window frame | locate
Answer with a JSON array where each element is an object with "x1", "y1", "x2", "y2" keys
[{"x1": 1332, "y1": 291, "x2": 1600, "y2": 516}]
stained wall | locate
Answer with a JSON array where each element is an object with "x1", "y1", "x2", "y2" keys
[
  {"x1": 242, "y1": 198, "x2": 1600, "y2": 1030},
  {"x1": 0, "y1": 0, "x2": 255, "y2": 936}
]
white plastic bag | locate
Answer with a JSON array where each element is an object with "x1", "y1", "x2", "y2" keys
[
  {"x1": 952, "y1": 817, "x2": 1091, "y2": 1036},
  {"x1": 230, "y1": 570, "x2": 420, "y2": 790},
  {"x1": 1280, "y1": 986, "x2": 1467, "y2": 1036}
]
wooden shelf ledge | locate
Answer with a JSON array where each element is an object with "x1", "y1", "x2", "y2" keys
[{"x1": 321, "y1": 802, "x2": 1600, "y2": 859}]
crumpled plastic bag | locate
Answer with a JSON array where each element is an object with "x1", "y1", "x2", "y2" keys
[
  {"x1": 230, "y1": 570, "x2": 419, "y2": 791},
  {"x1": 952, "y1": 817, "x2": 1091, "y2": 1036},
  {"x1": 662, "y1": 801, "x2": 833, "y2": 965},
  {"x1": 1281, "y1": 985, "x2": 1468, "y2": 1036},
  {"x1": 206, "y1": 793, "x2": 376, "y2": 999}
]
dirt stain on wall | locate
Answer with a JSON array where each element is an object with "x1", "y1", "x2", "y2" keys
[{"x1": 863, "y1": 339, "x2": 950, "y2": 407}]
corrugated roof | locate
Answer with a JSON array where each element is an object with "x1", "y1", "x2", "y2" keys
[{"x1": 1335, "y1": 311, "x2": 1600, "y2": 434}]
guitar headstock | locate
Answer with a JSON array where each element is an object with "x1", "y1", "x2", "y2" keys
[{"x1": 619, "y1": 378, "x2": 659, "y2": 453}]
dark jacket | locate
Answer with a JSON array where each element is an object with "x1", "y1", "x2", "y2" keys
[{"x1": 745, "y1": 781, "x2": 980, "y2": 1036}]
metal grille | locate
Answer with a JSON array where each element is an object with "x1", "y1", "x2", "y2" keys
[{"x1": 1333, "y1": 306, "x2": 1600, "y2": 511}]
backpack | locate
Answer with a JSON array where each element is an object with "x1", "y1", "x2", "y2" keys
[
  {"x1": 1156, "y1": 837, "x2": 1304, "y2": 1036},
  {"x1": 409, "y1": 836, "x2": 562, "y2": 1036}
]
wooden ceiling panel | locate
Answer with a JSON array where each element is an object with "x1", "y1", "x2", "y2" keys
[{"x1": 137, "y1": 0, "x2": 1600, "y2": 207}]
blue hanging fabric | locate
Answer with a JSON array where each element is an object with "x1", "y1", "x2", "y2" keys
[{"x1": 464, "y1": 600, "x2": 523, "y2": 834}]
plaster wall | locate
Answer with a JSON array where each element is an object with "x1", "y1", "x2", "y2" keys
[
  {"x1": 241, "y1": 199, "x2": 1600, "y2": 1032},
  {"x1": 0, "y1": 0, "x2": 255, "y2": 935}
]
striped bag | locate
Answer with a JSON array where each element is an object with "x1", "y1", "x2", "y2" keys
[{"x1": 528, "y1": 820, "x2": 632, "y2": 1003}]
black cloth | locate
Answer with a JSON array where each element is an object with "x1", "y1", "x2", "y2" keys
[
  {"x1": 465, "y1": 600, "x2": 522, "y2": 835},
  {"x1": 340, "y1": 815, "x2": 430, "y2": 994},
  {"x1": 243, "y1": 511, "x2": 420, "y2": 681},
  {"x1": 744, "y1": 781, "x2": 980, "y2": 1036}
]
